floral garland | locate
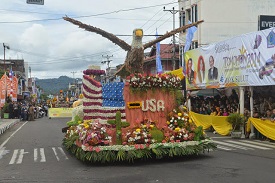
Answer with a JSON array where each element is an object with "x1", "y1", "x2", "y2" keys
[
  {"x1": 83, "y1": 69, "x2": 106, "y2": 76},
  {"x1": 128, "y1": 73, "x2": 181, "y2": 92}
]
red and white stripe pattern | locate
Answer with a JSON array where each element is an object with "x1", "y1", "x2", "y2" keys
[{"x1": 82, "y1": 75, "x2": 126, "y2": 122}]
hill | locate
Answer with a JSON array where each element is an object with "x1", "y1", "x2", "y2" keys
[{"x1": 36, "y1": 76, "x2": 80, "y2": 94}]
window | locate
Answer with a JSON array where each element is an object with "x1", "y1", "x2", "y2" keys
[
  {"x1": 180, "y1": 12, "x2": 186, "y2": 31},
  {"x1": 194, "y1": 4, "x2": 198, "y2": 22},
  {"x1": 186, "y1": 9, "x2": 191, "y2": 22},
  {"x1": 191, "y1": 41, "x2": 198, "y2": 49}
]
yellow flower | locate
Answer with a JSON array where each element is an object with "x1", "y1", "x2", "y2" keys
[
  {"x1": 150, "y1": 125, "x2": 154, "y2": 128},
  {"x1": 78, "y1": 121, "x2": 82, "y2": 124},
  {"x1": 84, "y1": 124, "x2": 89, "y2": 129},
  {"x1": 178, "y1": 113, "x2": 182, "y2": 117},
  {"x1": 143, "y1": 125, "x2": 147, "y2": 128},
  {"x1": 83, "y1": 119, "x2": 92, "y2": 123},
  {"x1": 166, "y1": 121, "x2": 170, "y2": 125},
  {"x1": 136, "y1": 128, "x2": 141, "y2": 132},
  {"x1": 175, "y1": 127, "x2": 181, "y2": 132}
]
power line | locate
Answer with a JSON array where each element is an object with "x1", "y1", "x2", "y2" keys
[{"x1": 0, "y1": 2, "x2": 178, "y2": 24}]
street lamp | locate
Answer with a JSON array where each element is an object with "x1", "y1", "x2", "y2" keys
[{"x1": 3, "y1": 43, "x2": 10, "y2": 72}]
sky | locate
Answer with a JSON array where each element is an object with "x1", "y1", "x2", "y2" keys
[{"x1": 0, "y1": 0, "x2": 180, "y2": 79}]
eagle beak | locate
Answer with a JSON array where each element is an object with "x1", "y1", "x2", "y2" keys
[{"x1": 135, "y1": 29, "x2": 143, "y2": 37}]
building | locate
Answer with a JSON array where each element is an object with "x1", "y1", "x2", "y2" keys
[
  {"x1": 178, "y1": 0, "x2": 275, "y2": 49},
  {"x1": 143, "y1": 44, "x2": 179, "y2": 74},
  {"x1": 0, "y1": 59, "x2": 29, "y2": 100}
]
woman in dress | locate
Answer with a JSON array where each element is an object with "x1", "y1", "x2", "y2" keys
[{"x1": 197, "y1": 56, "x2": 205, "y2": 83}]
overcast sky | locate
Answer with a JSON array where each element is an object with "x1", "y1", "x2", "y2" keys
[{"x1": 0, "y1": 0, "x2": 180, "y2": 79}]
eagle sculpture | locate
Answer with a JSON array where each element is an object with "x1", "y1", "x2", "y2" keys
[{"x1": 63, "y1": 16, "x2": 203, "y2": 75}]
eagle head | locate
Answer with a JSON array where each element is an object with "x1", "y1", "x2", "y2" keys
[{"x1": 131, "y1": 29, "x2": 143, "y2": 48}]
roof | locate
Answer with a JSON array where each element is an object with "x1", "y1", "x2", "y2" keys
[{"x1": 144, "y1": 44, "x2": 179, "y2": 62}]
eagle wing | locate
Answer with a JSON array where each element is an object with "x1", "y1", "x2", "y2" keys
[
  {"x1": 63, "y1": 16, "x2": 132, "y2": 51},
  {"x1": 143, "y1": 20, "x2": 204, "y2": 49}
]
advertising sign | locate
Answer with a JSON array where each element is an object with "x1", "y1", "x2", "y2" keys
[
  {"x1": 259, "y1": 15, "x2": 275, "y2": 30},
  {"x1": 185, "y1": 27, "x2": 275, "y2": 90},
  {"x1": 48, "y1": 108, "x2": 73, "y2": 118},
  {"x1": 26, "y1": 0, "x2": 44, "y2": 5}
]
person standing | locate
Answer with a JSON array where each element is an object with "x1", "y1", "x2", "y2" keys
[
  {"x1": 208, "y1": 55, "x2": 218, "y2": 80},
  {"x1": 8, "y1": 101, "x2": 14, "y2": 119},
  {"x1": 28, "y1": 104, "x2": 35, "y2": 121}
]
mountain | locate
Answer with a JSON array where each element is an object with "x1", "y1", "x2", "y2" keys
[{"x1": 36, "y1": 76, "x2": 80, "y2": 94}]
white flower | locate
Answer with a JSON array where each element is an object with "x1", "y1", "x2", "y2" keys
[{"x1": 184, "y1": 134, "x2": 188, "y2": 138}]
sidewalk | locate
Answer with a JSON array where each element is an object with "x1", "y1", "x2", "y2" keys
[{"x1": 0, "y1": 118, "x2": 20, "y2": 135}]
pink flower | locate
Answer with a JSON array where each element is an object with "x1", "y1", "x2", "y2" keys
[
  {"x1": 162, "y1": 140, "x2": 167, "y2": 143},
  {"x1": 176, "y1": 140, "x2": 180, "y2": 143},
  {"x1": 95, "y1": 147, "x2": 101, "y2": 153}
]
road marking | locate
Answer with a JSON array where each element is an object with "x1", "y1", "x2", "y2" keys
[
  {"x1": 9, "y1": 149, "x2": 18, "y2": 164},
  {"x1": 0, "y1": 121, "x2": 28, "y2": 159},
  {"x1": 9, "y1": 149, "x2": 29, "y2": 164},
  {"x1": 34, "y1": 148, "x2": 46, "y2": 162},
  {"x1": 58, "y1": 147, "x2": 68, "y2": 160},
  {"x1": 225, "y1": 140, "x2": 271, "y2": 150},
  {"x1": 241, "y1": 140, "x2": 275, "y2": 148},
  {"x1": 214, "y1": 140, "x2": 253, "y2": 150},
  {"x1": 217, "y1": 145, "x2": 235, "y2": 151},
  {"x1": 52, "y1": 147, "x2": 68, "y2": 161}
]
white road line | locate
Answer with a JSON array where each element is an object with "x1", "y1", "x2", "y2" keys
[
  {"x1": 58, "y1": 147, "x2": 68, "y2": 160},
  {"x1": 34, "y1": 148, "x2": 46, "y2": 162},
  {"x1": 40, "y1": 148, "x2": 46, "y2": 162},
  {"x1": 241, "y1": 140, "x2": 275, "y2": 148},
  {"x1": 217, "y1": 145, "x2": 235, "y2": 151},
  {"x1": 9, "y1": 149, "x2": 18, "y2": 164},
  {"x1": 0, "y1": 121, "x2": 28, "y2": 158},
  {"x1": 52, "y1": 147, "x2": 60, "y2": 161},
  {"x1": 214, "y1": 140, "x2": 253, "y2": 150},
  {"x1": 17, "y1": 149, "x2": 25, "y2": 164},
  {"x1": 34, "y1": 148, "x2": 38, "y2": 162},
  {"x1": 226, "y1": 140, "x2": 271, "y2": 150}
]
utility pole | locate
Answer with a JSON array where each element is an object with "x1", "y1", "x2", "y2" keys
[
  {"x1": 163, "y1": 7, "x2": 181, "y2": 70},
  {"x1": 101, "y1": 55, "x2": 113, "y2": 77},
  {"x1": 71, "y1": 71, "x2": 77, "y2": 83},
  {"x1": 3, "y1": 43, "x2": 10, "y2": 72}
]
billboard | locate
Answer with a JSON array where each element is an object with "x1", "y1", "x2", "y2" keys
[
  {"x1": 184, "y1": 27, "x2": 275, "y2": 90},
  {"x1": 26, "y1": 0, "x2": 44, "y2": 5},
  {"x1": 258, "y1": 15, "x2": 275, "y2": 30}
]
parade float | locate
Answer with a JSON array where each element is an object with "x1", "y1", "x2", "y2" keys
[{"x1": 62, "y1": 17, "x2": 216, "y2": 163}]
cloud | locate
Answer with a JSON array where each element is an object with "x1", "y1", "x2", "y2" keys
[{"x1": 1, "y1": 0, "x2": 178, "y2": 79}]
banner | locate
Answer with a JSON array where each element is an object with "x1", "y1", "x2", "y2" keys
[
  {"x1": 49, "y1": 108, "x2": 73, "y2": 118},
  {"x1": 185, "y1": 27, "x2": 275, "y2": 90},
  {"x1": 0, "y1": 74, "x2": 18, "y2": 107}
]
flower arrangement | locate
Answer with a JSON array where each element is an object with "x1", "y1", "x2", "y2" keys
[
  {"x1": 83, "y1": 69, "x2": 106, "y2": 76},
  {"x1": 123, "y1": 118, "x2": 157, "y2": 145},
  {"x1": 128, "y1": 73, "x2": 181, "y2": 92},
  {"x1": 161, "y1": 106, "x2": 201, "y2": 143},
  {"x1": 66, "y1": 119, "x2": 112, "y2": 147}
]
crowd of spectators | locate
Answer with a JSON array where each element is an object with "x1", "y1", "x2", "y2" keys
[
  {"x1": 5, "y1": 99, "x2": 49, "y2": 121},
  {"x1": 190, "y1": 88, "x2": 275, "y2": 140}
]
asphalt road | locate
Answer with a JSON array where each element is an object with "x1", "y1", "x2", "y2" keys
[{"x1": 1, "y1": 117, "x2": 275, "y2": 183}]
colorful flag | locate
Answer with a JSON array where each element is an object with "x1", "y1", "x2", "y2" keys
[
  {"x1": 183, "y1": 21, "x2": 198, "y2": 75},
  {"x1": 9, "y1": 67, "x2": 14, "y2": 80},
  {"x1": 184, "y1": 20, "x2": 198, "y2": 53},
  {"x1": 156, "y1": 29, "x2": 163, "y2": 74}
]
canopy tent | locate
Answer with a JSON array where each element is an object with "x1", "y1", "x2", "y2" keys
[{"x1": 190, "y1": 88, "x2": 221, "y2": 97}]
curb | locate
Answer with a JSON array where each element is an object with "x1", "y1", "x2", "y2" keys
[{"x1": 0, "y1": 119, "x2": 20, "y2": 135}]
